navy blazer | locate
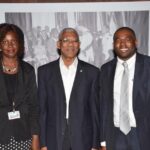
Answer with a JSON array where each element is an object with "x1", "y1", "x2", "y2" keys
[
  {"x1": 99, "y1": 53, "x2": 150, "y2": 150},
  {"x1": 38, "y1": 58, "x2": 100, "y2": 150},
  {"x1": 0, "y1": 60, "x2": 39, "y2": 144}
]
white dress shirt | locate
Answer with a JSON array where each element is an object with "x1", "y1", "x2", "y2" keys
[
  {"x1": 113, "y1": 53, "x2": 136, "y2": 127},
  {"x1": 59, "y1": 57, "x2": 78, "y2": 119}
]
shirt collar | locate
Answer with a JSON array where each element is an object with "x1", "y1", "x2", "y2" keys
[
  {"x1": 117, "y1": 53, "x2": 136, "y2": 66},
  {"x1": 59, "y1": 56, "x2": 78, "y2": 69}
]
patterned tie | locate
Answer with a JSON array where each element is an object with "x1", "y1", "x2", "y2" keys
[{"x1": 119, "y1": 62, "x2": 131, "y2": 135}]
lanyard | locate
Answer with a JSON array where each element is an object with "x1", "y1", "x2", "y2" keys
[{"x1": 12, "y1": 73, "x2": 18, "y2": 112}]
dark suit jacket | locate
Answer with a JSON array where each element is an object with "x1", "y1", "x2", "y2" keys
[
  {"x1": 0, "y1": 60, "x2": 39, "y2": 144},
  {"x1": 99, "y1": 53, "x2": 150, "y2": 150},
  {"x1": 38, "y1": 58, "x2": 100, "y2": 150}
]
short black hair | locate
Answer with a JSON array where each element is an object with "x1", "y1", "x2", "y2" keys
[{"x1": 113, "y1": 27, "x2": 136, "y2": 41}]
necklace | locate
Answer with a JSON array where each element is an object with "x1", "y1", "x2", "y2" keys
[
  {"x1": 2, "y1": 62, "x2": 17, "y2": 73},
  {"x1": 2, "y1": 65, "x2": 17, "y2": 73}
]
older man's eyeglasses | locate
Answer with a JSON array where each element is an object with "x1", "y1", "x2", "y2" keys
[{"x1": 60, "y1": 38, "x2": 80, "y2": 44}]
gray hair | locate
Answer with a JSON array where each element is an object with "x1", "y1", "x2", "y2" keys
[{"x1": 58, "y1": 27, "x2": 79, "y2": 41}]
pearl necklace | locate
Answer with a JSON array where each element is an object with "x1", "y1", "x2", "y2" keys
[{"x1": 2, "y1": 64, "x2": 17, "y2": 73}]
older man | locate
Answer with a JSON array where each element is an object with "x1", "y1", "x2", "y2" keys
[{"x1": 38, "y1": 28, "x2": 100, "y2": 150}]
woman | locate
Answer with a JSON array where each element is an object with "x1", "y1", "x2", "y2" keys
[{"x1": 0, "y1": 23, "x2": 39, "y2": 150}]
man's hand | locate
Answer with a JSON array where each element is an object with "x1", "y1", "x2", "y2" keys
[
  {"x1": 100, "y1": 146, "x2": 107, "y2": 150},
  {"x1": 41, "y1": 147, "x2": 48, "y2": 150}
]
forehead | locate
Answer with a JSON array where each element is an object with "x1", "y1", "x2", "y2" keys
[
  {"x1": 0, "y1": 32, "x2": 17, "y2": 43},
  {"x1": 62, "y1": 31, "x2": 78, "y2": 39},
  {"x1": 115, "y1": 29, "x2": 135, "y2": 39},
  {"x1": 4, "y1": 31, "x2": 17, "y2": 38}
]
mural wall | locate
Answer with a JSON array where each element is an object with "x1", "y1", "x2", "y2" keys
[{"x1": 0, "y1": 2, "x2": 149, "y2": 74}]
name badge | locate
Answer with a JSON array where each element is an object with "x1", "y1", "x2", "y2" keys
[{"x1": 8, "y1": 111, "x2": 20, "y2": 120}]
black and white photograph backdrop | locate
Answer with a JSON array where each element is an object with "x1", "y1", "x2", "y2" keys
[{"x1": 0, "y1": 2, "x2": 149, "y2": 74}]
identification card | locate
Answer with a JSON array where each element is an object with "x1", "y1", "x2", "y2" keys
[{"x1": 8, "y1": 111, "x2": 20, "y2": 120}]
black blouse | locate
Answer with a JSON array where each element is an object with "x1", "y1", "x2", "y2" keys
[
  {"x1": 0, "y1": 61, "x2": 39, "y2": 145},
  {"x1": 4, "y1": 72, "x2": 17, "y2": 106}
]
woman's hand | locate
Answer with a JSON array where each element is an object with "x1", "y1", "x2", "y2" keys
[
  {"x1": 31, "y1": 135, "x2": 40, "y2": 150},
  {"x1": 40, "y1": 147, "x2": 48, "y2": 150}
]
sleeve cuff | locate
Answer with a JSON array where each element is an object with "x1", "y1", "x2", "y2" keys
[{"x1": 101, "y1": 141, "x2": 106, "y2": 146}]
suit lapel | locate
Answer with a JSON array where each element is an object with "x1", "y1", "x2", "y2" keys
[
  {"x1": 0, "y1": 62, "x2": 9, "y2": 106},
  {"x1": 107, "y1": 59, "x2": 118, "y2": 148},
  {"x1": 14, "y1": 62, "x2": 24, "y2": 107},
  {"x1": 70, "y1": 59, "x2": 83, "y2": 96},
  {"x1": 55, "y1": 59, "x2": 66, "y2": 100},
  {"x1": 57, "y1": 58, "x2": 83, "y2": 102},
  {"x1": 133, "y1": 53, "x2": 144, "y2": 112},
  {"x1": 109, "y1": 59, "x2": 117, "y2": 114}
]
